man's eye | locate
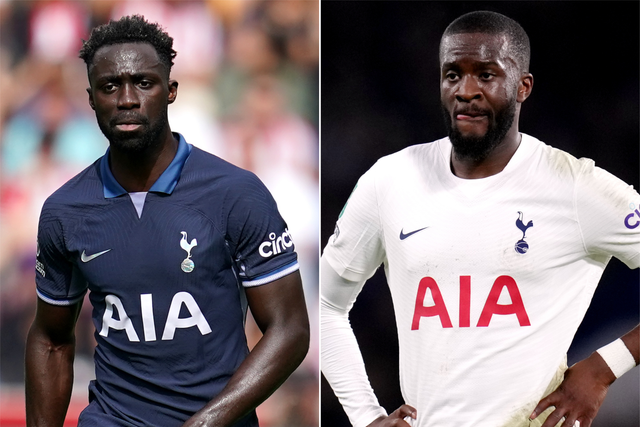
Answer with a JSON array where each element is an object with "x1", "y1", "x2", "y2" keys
[
  {"x1": 139, "y1": 81, "x2": 152, "y2": 88},
  {"x1": 480, "y1": 73, "x2": 494, "y2": 80},
  {"x1": 446, "y1": 73, "x2": 459, "y2": 81},
  {"x1": 103, "y1": 83, "x2": 117, "y2": 92}
]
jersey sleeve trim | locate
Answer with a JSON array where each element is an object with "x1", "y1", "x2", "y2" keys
[
  {"x1": 36, "y1": 288, "x2": 86, "y2": 306},
  {"x1": 242, "y1": 260, "x2": 299, "y2": 287}
]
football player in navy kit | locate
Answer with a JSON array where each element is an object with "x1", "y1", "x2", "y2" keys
[{"x1": 25, "y1": 15, "x2": 309, "y2": 427}]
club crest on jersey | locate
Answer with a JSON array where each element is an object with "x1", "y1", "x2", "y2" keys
[
  {"x1": 514, "y1": 211, "x2": 533, "y2": 254},
  {"x1": 180, "y1": 231, "x2": 198, "y2": 273},
  {"x1": 259, "y1": 229, "x2": 293, "y2": 258}
]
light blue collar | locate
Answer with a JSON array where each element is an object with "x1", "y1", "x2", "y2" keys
[{"x1": 100, "y1": 133, "x2": 192, "y2": 198}]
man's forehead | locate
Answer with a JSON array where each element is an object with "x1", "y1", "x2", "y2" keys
[
  {"x1": 90, "y1": 42, "x2": 162, "y2": 75},
  {"x1": 440, "y1": 32, "x2": 512, "y2": 65}
]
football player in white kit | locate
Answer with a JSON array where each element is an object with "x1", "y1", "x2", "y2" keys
[{"x1": 321, "y1": 10, "x2": 639, "y2": 427}]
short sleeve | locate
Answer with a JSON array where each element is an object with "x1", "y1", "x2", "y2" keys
[
  {"x1": 575, "y1": 161, "x2": 640, "y2": 269},
  {"x1": 35, "y1": 202, "x2": 87, "y2": 305},
  {"x1": 323, "y1": 163, "x2": 386, "y2": 282},
  {"x1": 226, "y1": 174, "x2": 298, "y2": 287}
]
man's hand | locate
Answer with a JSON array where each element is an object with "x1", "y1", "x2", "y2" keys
[
  {"x1": 367, "y1": 405, "x2": 417, "y2": 427},
  {"x1": 530, "y1": 352, "x2": 615, "y2": 427}
]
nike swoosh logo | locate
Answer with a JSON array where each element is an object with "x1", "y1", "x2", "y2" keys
[
  {"x1": 399, "y1": 227, "x2": 428, "y2": 240},
  {"x1": 81, "y1": 249, "x2": 111, "y2": 263}
]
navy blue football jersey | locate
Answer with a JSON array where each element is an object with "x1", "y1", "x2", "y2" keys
[{"x1": 35, "y1": 134, "x2": 298, "y2": 426}]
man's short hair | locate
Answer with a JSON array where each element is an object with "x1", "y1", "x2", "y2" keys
[
  {"x1": 79, "y1": 15, "x2": 177, "y2": 75},
  {"x1": 441, "y1": 11, "x2": 530, "y2": 73}
]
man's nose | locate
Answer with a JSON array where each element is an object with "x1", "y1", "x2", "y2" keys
[
  {"x1": 117, "y1": 83, "x2": 140, "y2": 109},
  {"x1": 455, "y1": 75, "x2": 482, "y2": 102}
]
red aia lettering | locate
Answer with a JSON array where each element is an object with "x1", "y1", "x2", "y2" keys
[
  {"x1": 411, "y1": 275, "x2": 530, "y2": 329},
  {"x1": 411, "y1": 277, "x2": 453, "y2": 329},
  {"x1": 477, "y1": 276, "x2": 531, "y2": 327},
  {"x1": 459, "y1": 275, "x2": 471, "y2": 327}
]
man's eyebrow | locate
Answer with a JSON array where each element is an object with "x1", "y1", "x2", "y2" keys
[
  {"x1": 441, "y1": 60, "x2": 503, "y2": 69},
  {"x1": 473, "y1": 60, "x2": 502, "y2": 69},
  {"x1": 130, "y1": 72, "x2": 159, "y2": 79},
  {"x1": 92, "y1": 72, "x2": 118, "y2": 82},
  {"x1": 95, "y1": 71, "x2": 160, "y2": 81}
]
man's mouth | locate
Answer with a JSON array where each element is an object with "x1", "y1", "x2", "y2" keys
[
  {"x1": 112, "y1": 116, "x2": 145, "y2": 132},
  {"x1": 115, "y1": 123, "x2": 142, "y2": 131},
  {"x1": 455, "y1": 110, "x2": 488, "y2": 121}
]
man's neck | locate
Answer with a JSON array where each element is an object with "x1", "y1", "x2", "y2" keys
[
  {"x1": 108, "y1": 131, "x2": 179, "y2": 193},
  {"x1": 450, "y1": 129, "x2": 521, "y2": 179}
]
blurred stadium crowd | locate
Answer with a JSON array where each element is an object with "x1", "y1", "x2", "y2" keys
[{"x1": 0, "y1": 0, "x2": 318, "y2": 426}]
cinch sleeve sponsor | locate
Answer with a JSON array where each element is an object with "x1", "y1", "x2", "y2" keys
[
  {"x1": 575, "y1": 161, "x2": 640, "y2": 269},
  {"x1": 226, "y1": 173, "x2": 298, "y2": 287}
]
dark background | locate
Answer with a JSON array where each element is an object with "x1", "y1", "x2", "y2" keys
[{"x1": 320, "y1": 2, "x2": 639, "y2": 426}]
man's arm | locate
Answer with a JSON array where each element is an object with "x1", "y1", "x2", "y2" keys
[
  {"x1": 320, "y1": 257, "x2": 415, "y2": 427},
  {"x1": 531, "y1": 324, "x2": 639, "y2": 427},
  {"x1": 26, "y1": 298, "x2": 82, "y2": 427},
  {"x1": 181, "y1": 270, "x2": 309, "y2": 427},
  {"x1": 537, "y1": 142, "x2": 640, "y2": 427}
]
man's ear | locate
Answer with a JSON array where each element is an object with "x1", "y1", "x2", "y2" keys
[
  {"x1": 87, "y1": 88, "x2": 95, "y2": 110},
  {"x1": 168, "y1": 80, "x2": 178, "y2": 104},
  {"x1": 517, "y1": 73, "x2": 533, "y2": 103}
]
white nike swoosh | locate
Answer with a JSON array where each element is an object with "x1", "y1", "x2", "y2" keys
[{"x1": 81, "y1": 249, "x2": 111, "y2": 263}]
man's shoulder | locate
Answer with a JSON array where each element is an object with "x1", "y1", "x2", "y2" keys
[
  {"x1": 347, "y1": 139, "x2": 447, "y2": 206},
  {"x1": 522, "y1": 133, "x2": 596, "y2": 179},
  {"x1": 186, "y1": 146, "x2": 264, "y2": 185},
  {"x1": 369, "y1": 138, "x2": 446, "y2": 174},
  {"x1": 43, "y1": 159, "x2": 104, "y2": 212},
  {"x1": 382, "y1": 138, "x2": 445, "y2": 161},
  {"x1": 181, "y1": 146, "x2": 274, "y2": 206}
]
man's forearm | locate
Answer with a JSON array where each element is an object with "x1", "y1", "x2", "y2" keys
[
  {"x1": 321, "y1": 297, "x2": 388, "y2": 427},
  {"x1": 531, "y1": 324, "x2": 640, "y2": 427},
  {"x1": 182, "y1": 271, "x2": 309, "y2": 427},
  {"x1": 182, "y1": 320, "x2": 309, "y2": 427},
  {"x1": 593, "y1": 324, "x2": 639, "y2": 381},
  {"x1": 620, "y1": 324, "x2": 640, "y2": 364},
  {"x1": 25, "y1": 325, "x2": 75, "y2": 427},
  {"x1": 320, "y1": 257, "x2": 388, "y2": 427}
]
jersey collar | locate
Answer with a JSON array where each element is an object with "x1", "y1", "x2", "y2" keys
[{"x1": 100, "y1": 133, "x2": 192, "y2": 198}]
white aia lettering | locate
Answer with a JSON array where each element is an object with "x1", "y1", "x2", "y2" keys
[
  {"x1": 258, "y1": 229, "x2": 294, "y2": 258},
  {"x1": 100, "y1": 292, "x2": 212, "y2": 342},
  {"x1": 411, "y1": 275, "x2": 531, "y2": 329},
  {"x1": 100, "y1": 295, "x2": 140, "y2": 341}
]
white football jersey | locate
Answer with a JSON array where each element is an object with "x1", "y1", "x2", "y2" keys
[{"x1": 321, "y1": 134, "x2": 640, "y2": 427}]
